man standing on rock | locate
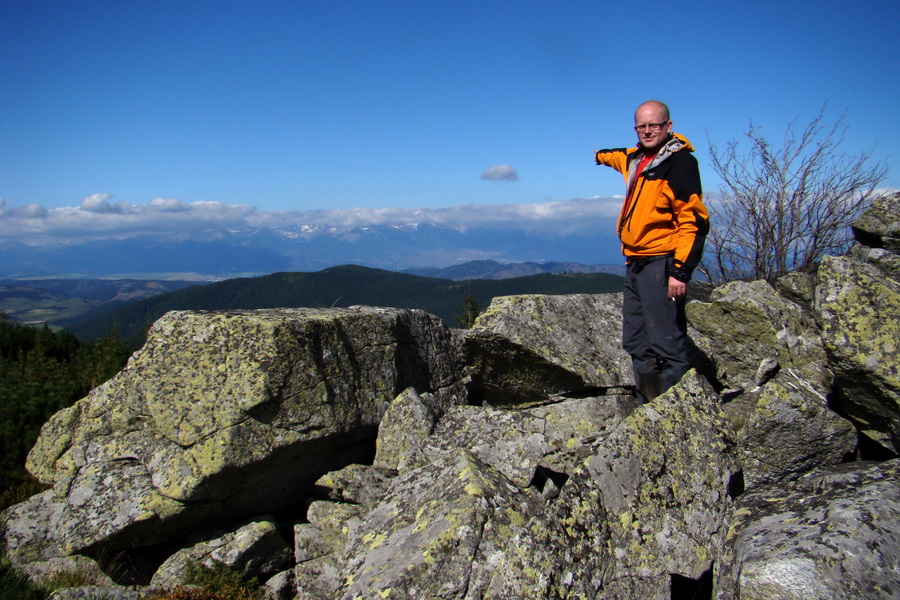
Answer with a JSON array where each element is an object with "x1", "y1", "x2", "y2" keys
[{"x1": 595, "y1": 100, "x2": 709, "y2": 402}]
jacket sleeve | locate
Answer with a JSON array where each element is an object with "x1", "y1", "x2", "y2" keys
[
  {"x1": 594, "y1": 148, "x2": 629, "y2": 176},
  {"x1": 666, "y1": 152, "x2": 709, "y2": 282}
]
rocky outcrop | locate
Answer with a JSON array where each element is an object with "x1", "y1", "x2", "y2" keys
[
  {"x1": 464, "y1": 293, "x2": 632, "y2": 404},
  {"x1": 584, "y1": 370, "x2": 739, "y2": 598},
  {"x1": 687, "y1": 277, "x2": 831, "y2": 395},
  {"x1": 724, "y1": 369, "x2": 857, "y2": 488},
  {"x1": 714, "y1": 460, "x2": 900, "y2": 599},
  {"x1": 4, "y1": 307, "x2": 466, "y2": 565},
  {"x1": 3, "y1": 194, "x2": 900, "y2": 599},
  {"x1": 150, "y1": 519, "x2": 292, "y2": 589},
  {"x1": 817, "y1": 252, "x2": 900, "y2": 454},
  {"x1": 852, "y1": 192, "x2": 900, "y2": 253}
]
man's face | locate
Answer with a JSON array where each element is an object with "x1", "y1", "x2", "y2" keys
[{"x1": 634, "y1": 105, "x2": 672, "y2": 151}]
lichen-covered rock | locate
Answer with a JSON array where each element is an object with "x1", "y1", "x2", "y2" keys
[
  {"x1": 334, "y1": 449, "x2": 551, "y2": 600},
  {"x1": 295, "y1": 395, "x2": 627, "y2": 600},
  {"x1": 465, "y1": 293, "x2": 632, "y2": 405},
  {"x1": 852, "y1": 192, "x2": 900, "y2": 253},
  {"x1": 302, "y1": 500, "x2": 367, "y2": 555},
  {"x1": 478, "y1": 457, "x2": 610, "y2": 600},
  {"x1": 262, "y1": 569, "x2": 295, "y2": 600},
  {"x1": 150, "y1": 519, "x2": 291, "y2": 589},
  {"x1": 586, "y1": 370, "x2": 740, "y2": 598},
  {"x1": 774, "y1": 271, "x2": 818, "y2": 309},
  {"x1": 850, "y1": 244, "x2": 900, "y2": 281},
  {"x1": 292, "y1": 497, "x2": 369, "y2": 599},
  {"x1": 526, "y1": 393, "x2": 638, "y2": 476},
  {"x1": 0, "y1": 461, "x2": 191, "y2": 563},
  {"x1": 21, "y1": 555, "x2": 115, "y2": 588},
  {"x1": 294, "y1": 463, "x2": 398, "y2": 600},
  {"x1": 687, "y1": 280, "x2": 832, "y2": 394},
  {"x1": 726, "y1": 370, "x2": 857, "y2": 490},
  {"x1": 6, "y1": 307, "x2": 465, "y2": 562},
  {"x1": 714, "y1": 459, "x2": 900, "y2": 599},
  {"x1": 48, "y1": 587, "x2": 143, "y2": 600},
  {"x1": 423, "y1": 405, "x2": 548, "y2": 487},
  {"x1": 816, "y1": 254, "x2": 900, "y2": 453},
  {"x1": 314, "y1": 463, "x2": 396, "y2": 507},
  {"x1": 373, "y1": 387, "x2": 440, "y2": 472},
  {"x1": 5, "y1": 260, "x2": 900, "y2": 600}
]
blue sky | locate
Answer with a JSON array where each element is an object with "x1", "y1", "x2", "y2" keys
[{"x1": 1, "y1": 0, "x2": 897, "y2": 244}]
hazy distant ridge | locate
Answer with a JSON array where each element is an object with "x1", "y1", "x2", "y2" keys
[
  {"x1": 404, "y1": 260, "x2": 625, "y2": 280},
  {"x1": 63, "y1": 265, "x2": 625, "y2": 345},
  {"x1": 0, "y1": 208, "x2": 623, "y2": 279}
]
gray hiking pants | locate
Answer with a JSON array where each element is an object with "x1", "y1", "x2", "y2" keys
[{"x1": 622, "y1": 256, "x2": 691, "y2": 402}]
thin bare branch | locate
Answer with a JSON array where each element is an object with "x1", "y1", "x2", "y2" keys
[{"x1": 703, "y1": 107, "x2": 887, "y2": 283}]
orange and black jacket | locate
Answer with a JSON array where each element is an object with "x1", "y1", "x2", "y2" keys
[{"x1": 595, "y1": 133, "x2": 709, "y2": 282}]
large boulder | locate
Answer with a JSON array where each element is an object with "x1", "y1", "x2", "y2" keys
[
  {"x1": 465, "y1": 293, "x2": 632, "y2": 405},
  {"x1": 726, "y1": 369, "x2": 857, "y2": 490},
  {"x1": 715, "y1": 459, "x2": 900, "y2": 599},
  {"x1": 294, "y1": 371, "x2": 739, "y2": 600},
  {"x1": 587, "y1": 370, "x2": 741, "y2": 599},
  {"x1": 150, "y1": 519, "x2": 291, "y2": 589},
  {"x1": 816, "y1": 254, "x2": 900, "y2": 454},
  {"x1": 334, "y1": 450, "x2": 550, "y2": 600},
  {"x1": 687, "y1": 279, "x2": 832, "y2": 395},
  {"x1": 852, "y1": 192, "x2": 900, "y2": 253},
  {"x1": 3, "y1": 307, "x2": 466, "y2": 564}
]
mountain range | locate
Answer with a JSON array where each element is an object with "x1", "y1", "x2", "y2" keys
[{"x1": 0, "y1": 221, "x2": 624, "y2": 279}]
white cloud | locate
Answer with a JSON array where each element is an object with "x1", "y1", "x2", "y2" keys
[
  {"x1": 81, "y1": 193, "x2": 115, "y2": 213},
  {"x1": 0, "y1": 195, "x2": 623, "y2": 244},
  {"x1": 148, "y1": 197, "x2": 190, "y2": 212},
  {"x1": 481, "y1": 164, "x2": 519, "y2": 182},
  {"x1": 9, "y1": 203, "x2": 49, "y2": 219}
]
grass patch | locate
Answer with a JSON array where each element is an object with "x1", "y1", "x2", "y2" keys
[
  {"x1": 0, "y1": 557, "x2": 48, "y2": 600},
  {"x1": 0, "y1": 468, "x2": 48, "y2": 513},
  {"x1": 144, "y1": 562, "x2": 264, "y2": 600}
]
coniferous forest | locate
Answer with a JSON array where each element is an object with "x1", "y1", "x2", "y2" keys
[{"x1": 0, "y1": 315, "x2": 129, "y2": 509}]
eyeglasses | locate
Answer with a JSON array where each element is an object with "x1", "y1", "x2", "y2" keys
[{"x1": 634, "y1": 121, "x2": 669, "y2": 133}]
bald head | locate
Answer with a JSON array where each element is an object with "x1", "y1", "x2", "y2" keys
[{"x1": 635, "y1": 100, "x2": 670, "y2": 122}]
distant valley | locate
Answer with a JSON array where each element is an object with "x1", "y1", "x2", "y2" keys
[
  {"x1": 0, "y1": 279, "x2": 199, "y2": 326},
  {"x1": 4, "y1": 264, "x2": 624, "y2": 347}
]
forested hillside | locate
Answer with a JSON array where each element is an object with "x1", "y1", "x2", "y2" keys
[
  {"x1": 64, "y1": 265, "x2": 625, "y2": 347},
  {"x1": 0, "y1": 316, "x2": 129, "y2": 508},
  {"x1": 0, "y1": 279, "x2": 199, "y2": 328}
]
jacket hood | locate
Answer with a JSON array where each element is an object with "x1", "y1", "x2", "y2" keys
[
  {"x1": 667, "y1": 132, "x2": 694, "y2": 153},
  {"x1": 630, "y1": 132, "x2": 694, "y2": 157}
]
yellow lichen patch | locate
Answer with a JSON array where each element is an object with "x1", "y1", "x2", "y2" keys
[
  {"x1": 464, "y1": 480, "x2": 485, "y2": 496},
  {"x1": 138, "y1": 492, "x2": 185, "y2": 521},
  {"x1": 507, "y1": 508, "x2": 525, "y2": 528},
  {"x1": 361, "y1": 531, "x2": 388, "y2": 549},
  {"x1": 457, "y1": 458, "x2": 488, "y2": 497},
  {"x1": 377, "y1": 588, "x2": 393, "y2": 598}
]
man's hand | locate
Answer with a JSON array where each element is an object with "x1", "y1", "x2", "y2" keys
[{"x1": 667, "y1": 276, "x2": 686, "y2": 301}]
